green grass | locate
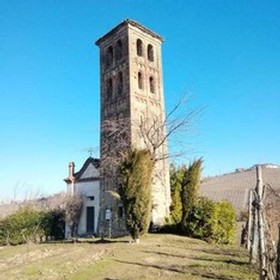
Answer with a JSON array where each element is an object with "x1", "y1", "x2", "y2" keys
[
  {"x1": 0, "y1": 234, "x2": 258, "y2": 279},
  {"x1": 70, "y1": 257, "x2": 114, "y2": 280}
]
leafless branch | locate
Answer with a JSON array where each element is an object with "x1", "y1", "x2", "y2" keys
[{"x1": 100, "y1": 94, "x2": 202, "y2": 178}]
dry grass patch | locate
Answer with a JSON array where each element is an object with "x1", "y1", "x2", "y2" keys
[{"x1": 0, "y1": 234, "x2": 257, "y2": 280}]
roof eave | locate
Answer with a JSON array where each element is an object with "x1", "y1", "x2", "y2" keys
[{"x1": 95, "y1": 19, "x2": 164, "y2": 46}]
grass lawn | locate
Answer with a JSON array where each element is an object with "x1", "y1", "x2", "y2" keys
[{"x1": 0, "y1": 234, "x2": 257, "y2": 279}]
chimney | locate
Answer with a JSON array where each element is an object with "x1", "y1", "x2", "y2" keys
[{"x1": 68, "y1": 162, "x2": 75, "y2": 179}]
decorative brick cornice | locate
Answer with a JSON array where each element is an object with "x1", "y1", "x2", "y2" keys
[{"x1": 95, "y1": 19, "x2": 164, "y2": 46}]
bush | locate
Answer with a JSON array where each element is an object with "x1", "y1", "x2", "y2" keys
[
  {"x1": 169, "y1": 164, "x2": 183, "y2": 225},
  {"x1": 185, "y1": 198, "x2": 236, "y2": 244},
  {"x1": 0, "y1": 219, "x2": 5, "y2": 245},
  {"x1": 185, "y1": 197, "x2": 216, "y2": 241},
  {"x1": 41, "y1": 209, "x2": 65, "y2": 240},
  {"x1": 212, "y1": 201, "x2": 236, "y2": 244},
  {"x1": 0, "y1": 206, "x2": 45, "y2": 245}
]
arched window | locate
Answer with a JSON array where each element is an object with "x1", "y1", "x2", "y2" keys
[
  {"x1": 147, "y1": 44, "x2": 154, "y2": 62},
  {"x1": 117, "y1": 72, "x2": 123, "y2": 94},
  {"x1": 106, "y1": 46, "x2": 113, "y2": 67},
  {"x1": 136, "y1": 39, "x2": 143, "y2": 56},
  {"x1": 115, "y1": 40, "x2": 123, "y2": 60},
  {"x1": 149, "y1": 76, "x2": 155, "y2": 93},
  {"x1": 138, "y1": 72, "x2": 143, "y2": 89},
  {"x1": 107, "y1": 78, "x2": 113, "y2": 98}
]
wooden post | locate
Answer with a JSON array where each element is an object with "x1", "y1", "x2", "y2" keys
[
  {"x1": 247, "y1": 190, "x2": 254, "y2": 251},
  {"x1": 250, "y1": 190, "x2": 259, "y2": 264},
  {"x1": 256, "y1": 166, "x2": 267, "y2": 279},
  {"x1": 276, "y1": 224, "x2": 280, "y2": 280}
]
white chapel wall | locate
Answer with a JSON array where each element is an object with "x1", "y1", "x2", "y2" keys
[{"x1": 76, "y1": 180, "x2": 100, "y2": 235}]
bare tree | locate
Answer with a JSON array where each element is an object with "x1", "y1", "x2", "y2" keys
[
  {"x1": 98, "y1": 95, "x2": 202, "y2": 236},
  {"x1": 64, "y1": 193, "x2": 83, "y2": 241},
  {"x1": 100, "y1": 95, "x2": 201, "y2": 175}
]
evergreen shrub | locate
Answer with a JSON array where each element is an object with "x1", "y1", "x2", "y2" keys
[
  {"x1": 169, "y1": 164, "x2": 183, "y2": 225},
  {"x1": 212, "y1": 201, "x2": 236, "y2": 244},
  {"x1": 185, "y1": 197, "x2": 216, "y2": 241},
  {"x1": 185, "y1": 198, "x2": 236, "y2": 244},
  {"x1": 119, "y1": 148, "x2": 153, "y2": 241},
  {"x1": 0, "y1": 206, "x2": 45, "y2": 245},
  {"x1": 181, "y1": 159, "x2": 203, "y2": 232}
]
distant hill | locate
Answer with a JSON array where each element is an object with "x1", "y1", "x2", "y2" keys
[
  {"x1": 0, "y1": 192, "x2": 67, "y2": 219},
  {"x1": 200, "y1": 163, "x2": 280, "y2": 217}
]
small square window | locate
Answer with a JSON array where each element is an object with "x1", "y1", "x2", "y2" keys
[{"x1": 88, "y1": 196, "x2": 94, "y2": 201}]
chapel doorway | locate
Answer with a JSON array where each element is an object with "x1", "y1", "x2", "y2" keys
[{"x1": 86, "y1": 206, "x2": 95, "y2": 234}]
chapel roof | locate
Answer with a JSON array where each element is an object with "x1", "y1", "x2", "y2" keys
[
  {"x1": 73, "y1": 157, "x2": 100, "y2": 180},
  {"x1": 64, "y1": 157, "x2": 100, "y2": 183}
]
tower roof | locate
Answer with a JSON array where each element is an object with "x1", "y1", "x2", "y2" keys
[{"x1": 95, "y1": 19, "x2": 164, "y2": 46}]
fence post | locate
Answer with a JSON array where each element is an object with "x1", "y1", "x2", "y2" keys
[
  {"x1": 276, "y1": 224, "x2": 280, "y2": 280},
  {"x1": 250, "y1": 190, "x2": 259, "y2": 264},
  {"x1": 256, "y1": 166, "x2": 267, "y2": 279},
  {"x1": 247, "y1": 190, "x2": 253, "y2": 251}
]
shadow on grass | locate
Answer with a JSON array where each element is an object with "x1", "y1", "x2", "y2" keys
[
  {"x1": 42, "y1": 238, "x2": 129, "y2": 245},
  {"x1": 142, "y1": 250, "x2": 186, "y2": 259},
  {"x1": 93, "y1": 239, "x2": 129, "y2": 244},
  {"x1": 116, "y1": 259, "x2": 186, "y2": 274},
  {"x1": 190, "y1": 271, "x2": 237, "y2": 280},
  {"x1": 191, "y1": 247, "x2": 243, "y2": 258},
  {"x1": 192, "y1": 256, "x2": 249, "y2": 266},
  {"x1": 116, "y1": 260, "x2": 236, "y2": 279}
]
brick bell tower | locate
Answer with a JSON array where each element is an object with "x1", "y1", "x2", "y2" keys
[{"x1": 96, "y1": 19, "x2": 171, "y2": 236}]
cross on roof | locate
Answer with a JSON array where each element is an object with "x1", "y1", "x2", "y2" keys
[{"x1": 88, "y1": 147, "x2": 94, "y2": 157}]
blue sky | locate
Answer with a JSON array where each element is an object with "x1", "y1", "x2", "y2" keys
[{"x1": 1, "y1": 0, "x2": 279, "y2": 201}]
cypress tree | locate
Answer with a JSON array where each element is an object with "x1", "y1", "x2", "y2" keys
[
  {"x1": 181, "y1": 158, "x2": 203, "y2": 232},
  {"x1": 119, "y1": 148, "x2": 153, "y2": 242},
  {"x1": 169, "y1": 164, "x2": 183, "y2": 225}
]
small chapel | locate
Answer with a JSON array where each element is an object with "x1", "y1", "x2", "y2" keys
[
  {"x1": 64, "y1": 19, "x2": 171, "y2": 237},
  {"x1": 64, "y1": 157, "x2": 100, "y2": 237}
]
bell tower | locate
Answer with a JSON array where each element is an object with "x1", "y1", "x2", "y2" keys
[{"x1": 96, "y1": 19, "x2": 171, "y2": 236}]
